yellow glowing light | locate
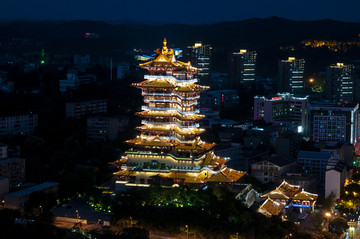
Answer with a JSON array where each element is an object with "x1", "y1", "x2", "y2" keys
[
  {"x1": 325, "y1": 212, "x2": 331, "y2": 218},
  {"x1": 309, "y1": 78, "x2": 314, "y2": 83}
]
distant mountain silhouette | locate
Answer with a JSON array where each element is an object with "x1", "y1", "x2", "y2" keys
[{"x1": 1, "y1": 17, "x2": 360, "y2": 76}]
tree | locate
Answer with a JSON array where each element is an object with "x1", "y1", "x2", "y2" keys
[{"x1": 328, "y1": 217, "x2": 349, "y2": 236}]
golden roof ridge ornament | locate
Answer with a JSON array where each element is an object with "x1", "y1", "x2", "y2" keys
[{"x1": 162, "y1": 37, "x2": 168, "y2": 54}]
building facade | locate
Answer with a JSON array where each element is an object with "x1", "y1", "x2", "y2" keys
[
  {"x1": 87, "y1": 116, "x2": 129, "y2": 141},
  {"x1": 0, "y1": 157, "x2": 25, "y2": 189},
  {"x1": 279, "y1": 57, "x2": 305, "y2": 94},
  {"x1": 228, "y1": 49, "x2": 257, "y2": 89},
  {"x1": 326, "y1": 63, "x2": 354, "y2": 103},
  {"x1": 325, "y1": 160, "x2": 347, "y2": 199},
  {"x1": 309, "y1": 102, "x2": 359, "y2": 144},
  {"x1": 0, "y1": 113, "x2": 38, "y2": 136},
  {"x1": 200, "y1": 90, "x2": 239, "y2": 111},
  {"x1": 66, "y1": 99, "x2": 107, "y2": 119},
  {"x1": 253, "y1": 93, "x2": 309, "y2": 134},
  {"x1": 251, "y1": 157, "x2": 296, "y2": 184},
  {"x1": 297, "y1": 151, "x2": 333, "y2": 189},
  {"x1": 112, "y1": 39, "x2": 245, "y2": 187},
  {"x1": 186, "y1": 42, "x2": 212, "y2": 85}
]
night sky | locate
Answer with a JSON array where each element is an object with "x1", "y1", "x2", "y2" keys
[{"x1": 1, "y1": 0, "x2": 360, "y2": 24}]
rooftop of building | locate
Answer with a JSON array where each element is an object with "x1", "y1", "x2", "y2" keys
[
  {"x1": 254, "y1": 92, "x2": 309, "y2": 101},
  {"x1": 266, "y1": 155, "x2": 296, "y2": 167},
  {"x1": 310, "y1": 101, "x2": 358, "y2": 108},
  {"x1": 0, "y1": 157, "x2": 24, "y2": 163},
  {"x1": 297, "y1": 150, "x2": 332, "y2": 159},
  {"x1": 66, "y1": 99, "x2": 107, "y2": 104},
  {"x1": 139, "y1": 38, "x2": 196, "y2": 72},
  {"x1": 283, "y1": 173, "x2": 317, "y2": 180},
  {"x1": 6, "y1": 182, "x2": 59, "y2": 197}
]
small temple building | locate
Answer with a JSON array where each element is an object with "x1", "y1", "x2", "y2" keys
[
  {"x1": 112, "y1": 39, "x2": 246, "y2": 188},
  {"x1": 258, "y1": 180, "x2": 318, "y2": 218}
]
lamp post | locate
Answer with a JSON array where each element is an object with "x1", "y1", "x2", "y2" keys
[
  {"x1": 325, "y1": 212, "x2": 332, "y2": 231},
  {"x1": 130, "y1": 217, "x2": 132, "y2": 227},
  {"x1": 185, "y1": 225, "x2": 189, "y2": 239}
]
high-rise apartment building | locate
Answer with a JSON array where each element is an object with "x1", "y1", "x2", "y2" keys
[
  {"x1": 186, "y1": 42, "x2": 212, "y2": 85},
  {"x1": 112, "y1": 39, "x2": 245, "y2": 187},
  {"x1": 326, "y1": 63, "x2": 354, "y2": 103},
  {"x1": 228, "y1": 49, "x2": 257, "y2": 89},
  {"x1": 279, "y1": 57, "x2": 305, "y2": 94}
]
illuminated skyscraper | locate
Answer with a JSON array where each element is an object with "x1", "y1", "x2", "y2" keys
[
  {"x1": 279, "y1": 57, "x2": 305, "y2": 94},
  {"x1": 186, "y1": 42, "x2": 212, "y2": 85},
  {"x1": 228, "y1": 49, "x2": 257, "y2": 89},
  {"x1": 112, "y1": 39, "x2": 245, "y2": 187},
  {"x1": 326, "y1": 63, "x2": 354, "y2": 103}
]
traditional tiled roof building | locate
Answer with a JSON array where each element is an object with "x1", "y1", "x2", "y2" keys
[{"x1": 259, "y1": 180, "x2": 318, "y2": 217}]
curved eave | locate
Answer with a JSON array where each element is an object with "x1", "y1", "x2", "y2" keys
[
  {"x1": 136, "y1": 126, "x2": 205, "y2": 136},
  {"x1": 136, "y1": 111, "x2": 206, "y2": 121}
]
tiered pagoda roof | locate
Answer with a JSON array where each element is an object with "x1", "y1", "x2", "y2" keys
[
  {"x1": 126, "y1": 136, "x2": 216, "y2": 152},
  {"x1": 136, "y1": 110, "x2": 206, "y2": 121},
  {"x1": 136, "y1": 124, "x2": 205, "y2": 135},
  {"x1": 139, "y1": 38, "x2": 196, "y2": 72},
  {"x1": 112, "y1": 39, "x2": 246, "y2": 185}
]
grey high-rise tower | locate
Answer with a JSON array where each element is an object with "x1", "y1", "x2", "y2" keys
[
  {"x1": 279, "y1": 57, "x2": 305, "y2": 94},
  {"x1": 228, "y1": 49, "x2": 257, "y2": 89},
  {"x1": 326, "y1": 63, "x2": 354, "y2": 103},
  {"x1": 186, "y1": 42, "x2": 212, "y2": 85}
]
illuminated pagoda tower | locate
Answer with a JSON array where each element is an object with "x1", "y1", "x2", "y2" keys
[{"x1": 113, "y1": 39, "x2": 245, "y2": 187}]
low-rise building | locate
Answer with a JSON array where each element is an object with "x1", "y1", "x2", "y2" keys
[
  {"x1": 60, "y1": 72, "x2": 96, "y2": 92},
  {"x1": 200, "y1": 90, "x2": 239, "y2": 111},
  {"x1": 325, "y1": 161, "x2": 347, "y2": 199},
  {"x1": 0, "y1": 113, "x2": 38, "y2": 136},
  {"x1": 0, "y1": 177, "x2": 9, "y2": 200},
  {"x1": 251, "y1": 156, "x2": 296, "y2": 184},
  {"x1": 66, "y1": 99, "x2": 107, "y2": 119},
  {"x1": 282, "y1": 173, "x2": 317, "y2": 193},
  {"x1": 253, "y1": 93, "x2": 309, "y2": 134},
  {"x1": 309, "y1": 101, "x2": 359, "y2": 144},
  {"x1": 0, "y1": 157, "x2": 25, "y2": 189},
  {"x1": 297, "y1": 150, "x2": 334, "y2": 194},
  {"x1": 87, "y1": 116, "x2": 129, "y2": 141},
  {"x1": 259, "y1": 180, "x2": 318, "y2": 216},
  {"x1": 117, "y1": 62, "x2": 130, "y2": 79},
  {"x1": 4, "y1": 182, "x2": 59, "y2": 209}
]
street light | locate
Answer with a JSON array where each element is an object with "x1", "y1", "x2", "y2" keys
[
  {"x1": 185, "y1": 225, "x2": 189, "y2": 239},
  {"x1": 325, "y1": 212, "x2": 332, "y2": 231},
  {"x1": 130, "y1": 217, "x2": 132, "y2": 227}
]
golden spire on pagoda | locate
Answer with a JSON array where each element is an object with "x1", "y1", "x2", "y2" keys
[{"x1": 162, "y1": 38, "x2": 168, "y2": 54}]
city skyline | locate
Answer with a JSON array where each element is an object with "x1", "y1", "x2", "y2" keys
[{"x1": 1, "y1": 0, "x2": 360, "y2": 24}]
